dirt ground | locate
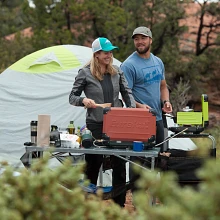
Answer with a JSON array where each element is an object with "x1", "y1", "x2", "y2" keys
[{"x1": 103, "y1": 190, "x2": 161, "y2": 212}]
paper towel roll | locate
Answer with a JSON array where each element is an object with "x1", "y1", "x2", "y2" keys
[{"x1": 37, "y1": 114, "x2": 50, "y2": 147}]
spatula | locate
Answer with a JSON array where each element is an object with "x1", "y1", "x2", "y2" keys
[
  {"x1": 95, "y1": 103, "x2": 112, "y2": 108},
  {"x1": 84, "y1": 103, "x2": 112, "y2": 109}
]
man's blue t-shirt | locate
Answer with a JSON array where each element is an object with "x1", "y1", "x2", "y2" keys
[{"x1": 121, "y1": 52, "x2": 165, "y2": 121}]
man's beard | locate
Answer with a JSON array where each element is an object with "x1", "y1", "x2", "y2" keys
[{"x1": 136, "y1": 45, "x2": 150, "y2": 54}]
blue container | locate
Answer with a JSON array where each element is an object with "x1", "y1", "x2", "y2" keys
[{"x1": 133, "y1": 141, "x2": 144, "y2": 152}]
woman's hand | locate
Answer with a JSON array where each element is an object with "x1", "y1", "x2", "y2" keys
[
  {"x1": 136, "y1": 102, "x2": 151, "y2": 110},
  {"x1": 82, "y1": 98, "x2": 96, "y2": 108}
]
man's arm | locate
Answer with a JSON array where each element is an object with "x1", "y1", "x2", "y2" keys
[
  {"x1": 160, "y1": 80, "x2": 172, "y2": 113},
  {"x1": 160, "y1": 80, "x2": 170, "y2": 102}
]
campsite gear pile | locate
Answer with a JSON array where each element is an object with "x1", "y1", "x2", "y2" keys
[{"x1": 29, "y1": 118, "x2": 83, "y2": 148}]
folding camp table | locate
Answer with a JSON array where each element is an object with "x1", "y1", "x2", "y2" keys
[{"x1": 25, "y1": 146, "x2": 160, "y2": 171}]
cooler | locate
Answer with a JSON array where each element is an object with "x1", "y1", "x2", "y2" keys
[{"x1": 102, "y1": 107, "x2": 156, "y2": 148}]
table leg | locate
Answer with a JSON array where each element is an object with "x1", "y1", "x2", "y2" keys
[
  {"x1": 28, "y1": 151, "x2": 33, "y2": 167},
  {"x1": 208, "y1": 135, "x2": 216, "y2": 149},
  {"x1": 151, "y1": 157, "x2": 155, "y2": 171}
]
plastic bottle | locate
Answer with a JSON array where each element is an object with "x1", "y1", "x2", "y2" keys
[
  {"x1": 68, "y1": 121, "x2": 75, "y2": 134},
  {"x1": 76, "y1": 126, "x2": 81, "y2": 144}
]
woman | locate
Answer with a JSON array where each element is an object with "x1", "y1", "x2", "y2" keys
[{"x1": 69, "y1": 37, "x2": 136, "y2": 207}]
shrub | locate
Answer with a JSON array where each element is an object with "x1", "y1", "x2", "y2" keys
[{"x1": 0, "y1": 152, "x2": 219, "y2": 219}]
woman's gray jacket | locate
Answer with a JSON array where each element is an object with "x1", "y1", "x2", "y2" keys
[{"x1": 69, "y1": 65, "x2": 135, "y2": 123}]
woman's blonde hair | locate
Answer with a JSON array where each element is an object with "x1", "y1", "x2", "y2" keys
[{"x1": 85, "y1": 52, "x2": 117, "y2": 81}]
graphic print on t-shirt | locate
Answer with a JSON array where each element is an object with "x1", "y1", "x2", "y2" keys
[{"x1": 143, "y1": 65, "x2": 162, "y2": 85}]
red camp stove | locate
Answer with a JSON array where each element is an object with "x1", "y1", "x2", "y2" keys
[{"x1": 102, "y1": 107, "x2": 156, "y2": 149}]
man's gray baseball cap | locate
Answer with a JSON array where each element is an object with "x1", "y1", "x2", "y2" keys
[{"x1": 131, "y1": 26, "x2": 152, "y2": 39}]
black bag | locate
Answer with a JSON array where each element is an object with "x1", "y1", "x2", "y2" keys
[{"x1": 159, "y1": 148, "x2": 215, "y2": 188}]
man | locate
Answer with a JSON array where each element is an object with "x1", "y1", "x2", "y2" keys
[{"x1": 121, "y1": 26, "x2": 172, "y2": 151}]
